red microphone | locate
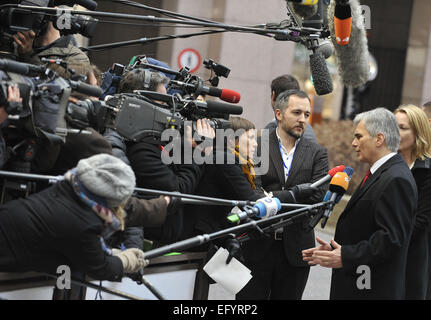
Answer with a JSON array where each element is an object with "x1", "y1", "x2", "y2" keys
[
  {"x1": 220, "y1": 88, "x2": 241, "y2": 104},
  {"x1": 310, "y1": 165, "x2": 346, "y2": 188}
]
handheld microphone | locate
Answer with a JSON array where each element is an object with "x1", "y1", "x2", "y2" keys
[
  {"x1": 320, "y1": 167, "x2": 353, "y2": 228},
  {"x1": 310, "y1": 165, "x2": 345, "y2": 188},
  {"x1": 328, "y1": 0, "x2": 370, "y2": 88},
  {"x1": 321, "y1": 166, "x2": 353, "y2": 202},
  {"x1": 227, "y1": 197, "x2": 281, "y2": 223},
  {"x1": 287, "y1": 0, "x2": 319, "y2": 4}
]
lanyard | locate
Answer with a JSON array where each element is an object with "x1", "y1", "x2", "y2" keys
[{"x1": 278, "y1": 141, "x2": 293, "y2": 179}]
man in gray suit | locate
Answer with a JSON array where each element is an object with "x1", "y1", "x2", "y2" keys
[
  {"x1": 237, "y1": 89, "x2": 329, "y2": 300},
  {"x1": 264, "y1": 75, "x2": 317, "y2": 143}
]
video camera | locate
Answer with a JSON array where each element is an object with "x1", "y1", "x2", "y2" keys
[
  {"x1": 66, "y1": 56, "x2": 242, "y2": 141},
  {"x1": 66, "y1": 89, "x2": 242, "y2": 142},
  {"x1": 0, "y1": 0, "x2": 98, "y2": 58},
  {"x1": 0, "y1": 58, "x2": 103, "y2": 143}
]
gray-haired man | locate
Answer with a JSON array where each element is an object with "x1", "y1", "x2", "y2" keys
[{"x1": 303, "y1": 107, "x2": 418, "y2": 299}]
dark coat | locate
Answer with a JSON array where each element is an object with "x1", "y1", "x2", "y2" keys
[
  {"x1": 331, "y1": 154, "x2": 418, "y2": 300},
  {"x1": 183, "y1": 151, "x2": 263, "y2": 238},
  {"x1": 242, "y1": 130, "x2": 329, "y2": 266},
  {"x1": 0, "y1": 181, "x2": 123, "y2": 281},
  {"x1": 406, "y1": 156, "x2": 431, "y2": 299},
  {"x1": 182, "y1": 148, "x2": 304, "y2": 239},
  {"x1": 126, "y1": 137, "x2": 205, "y2": 244}
]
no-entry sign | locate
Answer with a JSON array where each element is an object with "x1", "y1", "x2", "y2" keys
[{"x1": 177, "y1": 48, "x2": 201, "y2": 73}]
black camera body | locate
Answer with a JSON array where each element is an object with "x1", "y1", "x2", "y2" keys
[{"x1": 0, "y1": 1, "x2": 98, "y2": 57}]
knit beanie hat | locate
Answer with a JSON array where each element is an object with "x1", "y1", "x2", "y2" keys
[{"x1": 76, "y1": 153, "x2": 136, "y2": 208}]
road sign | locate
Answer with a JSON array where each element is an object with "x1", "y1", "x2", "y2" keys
[{"x1": 177, "y1": 48, "x2": 201, "y2": 73}]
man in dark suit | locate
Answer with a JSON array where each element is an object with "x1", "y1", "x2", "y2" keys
[
  {"x1": 237, "y1": 89, "x2": 329, "y2": 300},
  {"x1": 303, "y1": 107, "x2": 418, "y2": 299}
]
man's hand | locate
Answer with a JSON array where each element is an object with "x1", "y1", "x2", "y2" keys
[
  {"x1": 302, "y1": 237, "x2": 343, "y2": 269},
  {"x1": 185, "y1": 118, "x2": 215, "y2": 155},
  {"x1": 0, "y1": 85, "x2": 22, "y2": 123},
  {"x1": 224, "y1": 236, "x2": 243, "y2": 265},
  {"x1": 113, "y1": 248, "x2": 149, "y2": 274},
  {"x1": 289, "y1": 183, "x2": 319, "y2": 202},
  {"x1": 302, "y1": 236, "x2": 332, "y2": 264},
  {"x1": 13, "y1": 31, "x2": 36, "y2": 56}
]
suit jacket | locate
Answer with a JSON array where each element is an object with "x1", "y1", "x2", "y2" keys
[
  {"x1": 330, "y1": 154, "x2": 418, "y2": 299},
  {"x1": 242, "y1": 129, "x2": 329, "y2": 266}
]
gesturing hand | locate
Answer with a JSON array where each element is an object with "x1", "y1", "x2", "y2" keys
[{"x1": 303, "y1": 237, "x2": 343, "y2": 269}]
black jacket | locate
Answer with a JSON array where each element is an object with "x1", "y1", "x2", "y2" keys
[
  {"x1": 242, "y1": 130, "x2": 329, "y2": 266},
  {"x1": 182, "y1": 151, "x2": 265, "y2": 238},
  {"x1": 0, "y1": 181, "x2": 123, "y2": 281},
  {"x1": 182, "y1": 149, "x2": 302, "y2": 239},
  {"x1": 405, "y1": 156, "x2": 431, "y2": 299},
  {"x1": 331, "y1": 154, "x2": 418, "y2": 299},
  {"x1": 126, "y1": 137, "x2": 205, "y2": 244}
]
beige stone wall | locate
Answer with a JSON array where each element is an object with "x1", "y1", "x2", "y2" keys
[
  {"x1": 157, "y1": 0, "x2": 296, "y2": 129},
  {"x1": 402, "y1": 0, "x2": 431, "y2": 106}
]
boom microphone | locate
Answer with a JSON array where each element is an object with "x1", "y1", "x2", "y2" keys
[
  {"x1": 54, "y1": 0, "x2": 98, "y2": 11},
  {"x1": 328, "y1": 0, "x2": 370, "y2": 88},
  {"x1": 287, "y1": 0, "x2": 319, "y2": 19},
  {"x1": 309, "y1": 51, "x2": 333, "y2": 95},
  {"x1": 334, "y1": 0, "x2": 352, "y2": 45},
  {"x1": 310, "y1": 165, "x2": 345, "y2": 188}
]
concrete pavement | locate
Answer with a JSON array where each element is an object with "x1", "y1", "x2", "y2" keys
[{"x1": 208, "y1": 227, "x2": 336, "y2": 300}]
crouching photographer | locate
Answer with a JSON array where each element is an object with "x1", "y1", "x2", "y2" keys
[{"x1": 0, "y1": 153, "x2": 148, "y2": 281}]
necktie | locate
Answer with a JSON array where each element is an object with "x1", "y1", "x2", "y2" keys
[{"x1": 361, "y1": 169, "x2": 371, "y2": 188}]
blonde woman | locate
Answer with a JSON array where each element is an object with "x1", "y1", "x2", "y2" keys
[{"x1": 395, "y1": 104, "x2": 431, "y2": 299}]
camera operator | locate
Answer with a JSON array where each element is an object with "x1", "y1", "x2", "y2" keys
[
  {"x1": 103, "y1": 68, "x2": 190, "y2": 249},
  {"x1": 109, "y1": 68, "x2": 214, "y2": 246},
  {"x1": 29, "y1": 62, "x2": 112, "y2": 175},
  {"x1": 14, "y1": 20, "x2": 90, "y2": 67},
  {"x1": 0, "y1": 153, "x2": 148, "y2": 281}
]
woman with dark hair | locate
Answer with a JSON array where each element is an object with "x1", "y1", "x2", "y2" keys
[
  {"x1": 182, "y1": 116, "x2": 316, "y2": 256},
  {"x1": 394, "y1": 104, "x2": 431, "y2": 299}
]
